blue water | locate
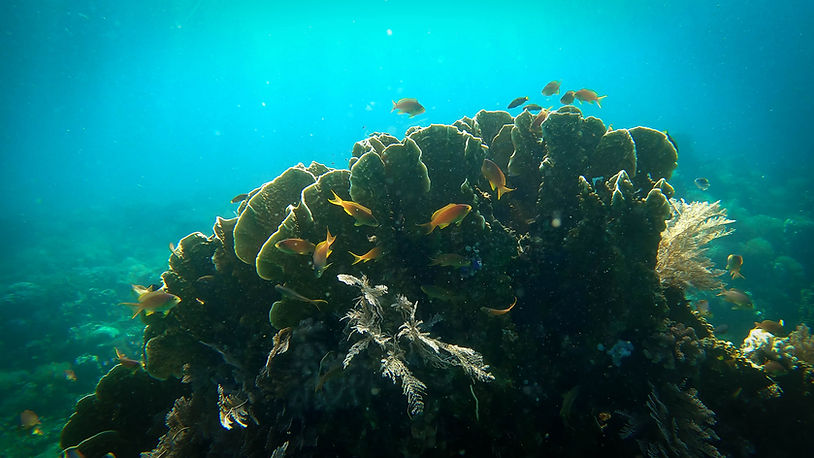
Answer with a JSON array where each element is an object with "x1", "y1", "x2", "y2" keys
[{"x1": 1, "y1": 1, "x2": 813, "y2": 455}]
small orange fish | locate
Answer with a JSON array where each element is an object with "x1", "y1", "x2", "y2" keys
[
  {"x1": 523, "y1": 103, "x2": 543, "y2": 112},
  {"x1": 481, "y1": 159, "x2": 515, "y2": 200},
  {"x1": 349, "y1": 246, "x2": 382, "y2": 265},
  {"x1": 542, "y1": 80, "x2": 561, "y2": 96},
  {"x1": 418, "y1": 203, "x2": 471, "y2": 234},
  {"x1": 574, "y1": 89, "x2": 607, "y2": 108},
  {"x1": 328, "y1": 190, "x2": 379, "y2": 227},
  {"x1": 481, "y1": 297, "x2": 517, "y2": 316},
  {"x1": 20, "y1": 409, "x2": 41, "y2": 430},
  {"x1": 530, "y1": 106, "x2": 554, "y2": 129},
  {"x1": 717, "y1": 288, "x2": 753, "y2": 310},
  {"x1": 275, "y1": 284, "x2": 328, "y2": 311},
  {"x1": 64, "y1": 369, "x2": 77, "y2": 382},
  {"x1": 391, "y1": 98, "x2": 425, "y2": 117},
  {"x1": 429, "y1": 253, "x2": 471, "y2": 268},
  {"x1": 230, "y1": 193, "x2": 249, "y2": 204},
  {"x1": 726, "y1": 254, "x2": 744, "y2": 279},
  {"x1": 120, "y1": 285, "x2": 181, "y2": 319},
  {"x1": 560, "y1": 90, "x2": 576, "y2": 105},
  {"x1": 275, "y1": 238, "x2": 316, "y2": 255},
  {"x1": 507, "y1": 96, "x2": 529, "y2": 109},
  {"x1": 313, "y1": 227, "x2": 336, "y2": 278},
  {"x1": 115, "y1": 348, "x2": 143, "y2": 369}
]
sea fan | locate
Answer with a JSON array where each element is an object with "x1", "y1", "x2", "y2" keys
[{"x1": 656, "y1": 199, "x2": 734, "y2": 290}]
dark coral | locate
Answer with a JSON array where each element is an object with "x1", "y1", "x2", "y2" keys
[{"x1": 62, "y1": 107, "x2": 814, "y2": 457}]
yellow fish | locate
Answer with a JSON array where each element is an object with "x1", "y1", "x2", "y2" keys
[
  {"x1": 349, "y1": 246, "x2": 381, "y2": 265},
  {"x1": 119, "y1": 285, "x2": 181, "y2": 319},
  {"x1": 328, "y1": 190, "x2": 379, "y2": 227},
  {"x1": 726, "y1": 254, "x2": 744, "y2": 279},
  {"x1": 275, "y1": 238, "x2": 316, "y2": 255},
  {"x1": 481, "y1": 297, "x2": 517, "y2": 316},
  {"x1": 313, "y1": 228, "x2": 336, "y2": 278},
  {"x1": 481, "y1": 159, "x2": 515, "y2": 200},
  {"x1": 574, "y1": 89, "x2": 607, "y2": 108},
  {"x1": 418, "y1": 203, "x2": 471, "y2": 234}
]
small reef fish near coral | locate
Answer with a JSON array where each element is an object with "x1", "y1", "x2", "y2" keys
[
  {"x1": 541, "y1": 80, "x2": 561, "y2": 96},
  {"x1": 312, "y1": 227, "x2": 336, "y2": 278},
  {"x1": 118, "y1": 284, "x2": 181, "y2": 319},
  {"x1": 391, "y1": 98, "x2": 425, "y2": 117},
  {"x1": 718, "y1": 287, "x2": 754, "y2": 309},
  {"x1": 507, "y1": 96, "x2": 529, "y2": 109},
  {"x1": 726, "y1": 254, "x2": 745, "y2": 279},
  {"x1": 481, "y1": 158, "x2": 514, "y2": 200},
  {"x1": 573, "y1": 88, "x2": 607, "y2": 107},
  {"x1": 694, "y1": 177, "x2": 711, "y2": 190},
  {"x1": 560, "y1": 90, "x2": 576, "y2": 104},
  {"x1": 418, "y1": 203, "x2": 471, "y2": 234},
  {"x1": 274, "y1": 238, "x2": 316, "y2": 255}
]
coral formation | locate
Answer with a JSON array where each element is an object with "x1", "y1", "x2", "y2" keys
[{"x1": 60, "y1": 107, "x2": 814, "y2": 457}]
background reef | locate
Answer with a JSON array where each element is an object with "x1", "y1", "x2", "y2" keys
[{"x1": 57, "y1": 108, "x2": 814, "y2": 457}]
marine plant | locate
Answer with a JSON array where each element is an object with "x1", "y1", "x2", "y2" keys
[{"x1": 59, "y1": 107, "x2": 814, "y2": 457}]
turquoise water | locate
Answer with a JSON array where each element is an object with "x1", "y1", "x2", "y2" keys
[{"x1": 1, "y1": 1, "x2": 812, "y2": 456}]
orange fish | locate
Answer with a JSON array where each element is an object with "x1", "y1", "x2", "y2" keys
[
  {"x1": 328, "y1": 190, "x2": 379, "y2": 227},
  {"x1": 349, "y1": 246, "x2": 382, "y2": 265},
  {"x1": 391, "y1": 98, "x2": 425, "y2": 117},
  {"x1": 507, "y1": 96, "x2": 529, "y2": 109},
  {"x1": 542, "y1": 80, "x2": 561, "y2": 96},
  {"x1": 574, "y1": 89, "x2": 607, "y2": 108},
  {"x1": 560, "y1": 90, "x2": 576, "y2": 105},
  {"x1": 119, "y1": 285, "x2": 181, "y2": 319},
  {"x1": 530, "y1": 106, "x2": 554, "y2": 130},
  {"x1": 313, "y1": 227, "x2": 336, "y2": 278},
  {"x1": 20, "y1": 409, "x2": 41, "y2": 430},
  {"x1": 726, "y1": 254, "x2": 744, "y2": 279},
  {"x1": 275, "y1": 238, "x2": 316, "y2": 255},
  {"x1": 115, "y1": 348, "x2": 143, "y2": 369},
  {"x1": 429, "y1": 253, "x2": 471, "y2": 268},
  {"x1": 481, "y1": 297, "x2": 518, "y2": 316},
  {"x1": 64, "y1": 369, "x2": 77, "y2": 382},
  {"x1": 418, "y1": 203, "x2": 471, "y2": 234},
  {"x1": 481, "y1": 159, "x2": 515, "y2": 200}
]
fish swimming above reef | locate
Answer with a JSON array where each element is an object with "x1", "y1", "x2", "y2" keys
[
  {"x1": 64, "y1": 368, "x2": 77, "y2": 381},
  {"x1": 421, "y1": 285, "x2": 464, "y2": 303},
  {"x1": 481, "y1": 159, "x2": 515, "y2": 200},
  {"x1": 726, "y1": 254, "x2": 745, "y2": 279},
  {"x1": 523, "y1": 103, "x2": 543, "y2": 112},
  {"x1": 507, "y1": 96, "x2": 529, "y2": 109},
  {"x1": 313, "y1": 227, "x2": 336, "y2": 278},
  {"x1": 481, "y1": 297, "x2": 517, "y2": 316},
  {"x1": 115, "y1": 348, "x2": 143, "y2": 369},
  {"x1": 430, "y1": 253, "x2": 471, "y2": 268},
  {"x1": 275, "y1": 238, "x2": 316, "y2": 255},
  {"x1": 542, "y1": 80, "x2": 561, "y2": 96},
  {"x1": 349, "y1": 246, "x2": 382, "y2": 265},
  {"x1": 560, "y1": 90, "x2": 576, "y2": 104},
  {"x1": 755, "y1": 319, "x2": 787, "y2": 336},
  {"x1": 718, "y1": 288, "x2": 753, "y2": 310},
  {"x1": 119, "y1": 285, "x2": 181, "y2": 319},
  {"x1": 275, "y1": 284, "x2": 327, "y2": 311},
  {"x1": 20, "y1": 409, "x2": 43, "y2": 435},
  {"x1": 391, "y1": 98, "x2": 425, "y2": 117},
  {"x1": 328, "y1": 190, "x2": 379, "y2": 227},
  {"x1": 418, "y1": 203, "x2": 471, "y2": 234},
  {"x1": 574, "y1": 89, "x2": 607, "y2": 107},
  {"x1": 694, "y1": 177, "x2": 711, "y2": 191}
]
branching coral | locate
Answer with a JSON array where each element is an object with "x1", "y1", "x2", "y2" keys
[
  {"x1": 338, "y1": 274, "x2": 493, "y2": 416},
  {"x1": 656, "y1": 199, "x2": 734, "y2": 290}
]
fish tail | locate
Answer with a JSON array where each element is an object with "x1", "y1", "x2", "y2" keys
[
  {"x1": 349, "y1": 252, "x2": 364, "y2": 265},
  {"x1": 312, "y1": 299, "x2": 328, "y2": 311},
  {"x1": 497, "y1": 185, "x2": 515, "y2": 200},
  {"x1": 732, "y1": 272, "x2": 745, "y2": 279},
  {"x1": 596, "y1": 95, "x2": 607, "y2": 108},
  {"x1": 391, "y1": 100, "x2": 397, "y2": 112},
  {"x1": 418, "y1": 222, "x2": 436, "y2": 234},
  {"x1": 328, "y1": 190, "x2": 343, "y2": 206}
]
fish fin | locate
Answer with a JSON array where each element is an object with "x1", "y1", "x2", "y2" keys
[
  {"x1": 596, "y1": 95, "x2": 607, "y2": 108},
  {"x1": 354, "y1": 220, "x2": 363, "y2": 226},
  {"x1": 391, "y1": 100, "x2": 397, "y2": 112},
  {"x1": 497, "y1": 185, "x2": 515, "y2": 200},
  {"x1": 130, "y1": 306, "x2": 145, "y2": 319},
  {"x1": 312, "y1": 299, "x2": 328, "y2": 311},
  {"x1": 733, "y1": 272, "x2": 745, "y2": 279},
  {"x1": 349, "y1": 252, "x2": 364, "y2": 265},
  {"x1": 418, "y1": 222, "x2": 435, "y2": 234},
  {"x1": 328, "y1": 190, "x2": 343, "y2": 206}
]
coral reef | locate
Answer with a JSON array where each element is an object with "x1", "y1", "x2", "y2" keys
[{"x1": 60, "y1": 107, "x2": 814, "y2": 457}]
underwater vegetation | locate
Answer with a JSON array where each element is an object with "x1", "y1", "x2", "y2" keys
[{"x1": 58, "y1": 107, "x2": 814, "y2": 457}]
